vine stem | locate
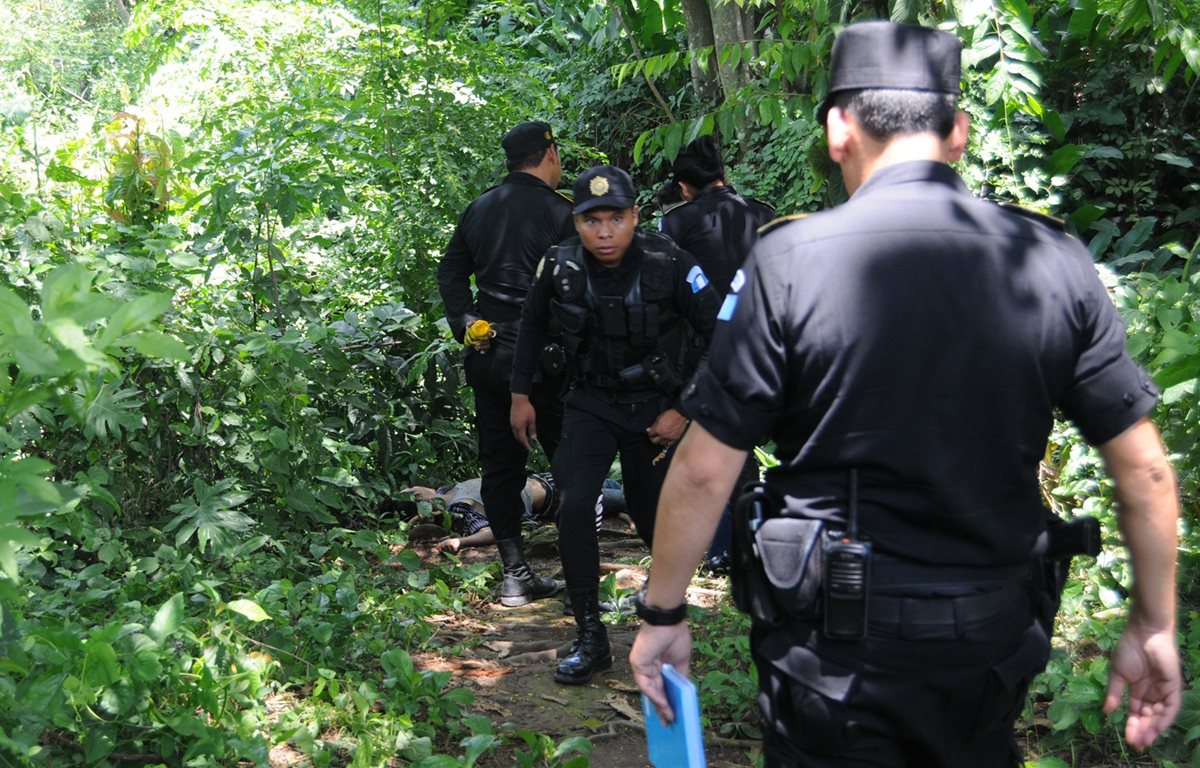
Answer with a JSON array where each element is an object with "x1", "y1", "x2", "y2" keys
[{"x1": 607, "y1": 0, "x2": 676, "y2": 123}]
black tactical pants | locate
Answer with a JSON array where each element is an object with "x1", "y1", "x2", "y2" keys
[
  {"x1": 754, "y1": 588, "x2": 1048, "y2": 768},
  {"x1": 552, "y1": 393, "x2": 671, "y2": 597},
  {"x1": 464, "y1": 345, "x2": 563, "y2": 541}
]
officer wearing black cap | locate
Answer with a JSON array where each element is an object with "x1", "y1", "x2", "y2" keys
[
  {"x1": 659, "y1": 135, "x2": 775, "y2": 295},
  {"x1": 632, "y1": 20, "x2": 1180, "y2": 765},
  {"x1": 437, "y1": 120, "x2": 575, "y2": 607},
  {"x1": 659, "y1": 134, "x2": 777, "y2": 570},
  {"x1": 510, "y1": 165, "x2": 721, "y2": 685}
]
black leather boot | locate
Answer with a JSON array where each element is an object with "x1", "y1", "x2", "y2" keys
[
  {"x1": 554, "y1": 592, "x2": 613, "y2": 685},
  {"x1": 496, "y1": 537, "x2": 559, "y2": 607}
]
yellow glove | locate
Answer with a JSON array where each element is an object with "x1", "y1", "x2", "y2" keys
[{"x1": 464, "y1": 319, "x2": 494, "y2": 345}]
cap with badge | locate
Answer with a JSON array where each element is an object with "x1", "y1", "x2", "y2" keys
[
  {"x1": 572, "y1": 165, "x2": 636, "y2": 214},
  {"x1": 816, "y1": 21, "x2": 962, "y2": 124},
  {"x1": 502, "y1": 121, "x2": 555, "y2": 162}
]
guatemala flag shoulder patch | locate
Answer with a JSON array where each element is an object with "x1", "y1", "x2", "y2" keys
[
  {"x1": 717, "y1": 293, "x2": 738, "y2": 321},
  {"x1": 686, "y1": 265, "x2": 709, "y2": 294}
]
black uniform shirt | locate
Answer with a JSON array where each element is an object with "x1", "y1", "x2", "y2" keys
[
  {"x1": 681, "y1": 161, "x2": 1158, "y2": 566},
  {"x1": 512, "y1": 233, "x2": 720, "y2": 406},
  {"x1": 437, "y1": 172, "x2": 575, "y2": 342},
  {"x1": 659, "y1": 185, "x2": 776, "y2": 293}
]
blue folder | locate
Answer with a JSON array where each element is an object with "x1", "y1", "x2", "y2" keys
[{"x1": 642, "y1": 663, "x2": 706, "y2": 768}]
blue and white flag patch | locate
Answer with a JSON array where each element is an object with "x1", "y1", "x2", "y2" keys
[
  {"x1": 717, "y1": 293, "x2": 738, "y2": 321},
  {"x1": 730, "y1": 268, "x2": 746, "y2": 293},
  {"x1": 686, "y1": 265, "x2": 709, "y2": 294}
]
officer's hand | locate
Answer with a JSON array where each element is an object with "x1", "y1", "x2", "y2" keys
[
  {"x1": 463, "y1": 317, "x2": 494, "y2": 354},
  {"x1": 647, "y1": 408, "x2": 687, "y2": 446},
  {"x1": 630, "y1": 622, "x2": 692, "y2": 725},
  {"x1": 1104, "y1": 618, "x2": 1181, "y2": 750},
  {"x1": 510, "y1": 394, "x2": 538, "y2": 450}
]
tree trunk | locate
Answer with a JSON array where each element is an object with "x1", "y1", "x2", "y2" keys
[
  {"x1": 679, "y1": 0, "x2": 721, "y2": 104},
  {"x1": 113, "y1": 0, "x2": 131, "y2": 23},
  {"x1": 708, "y1": 0, "x2": 753, "y2": 101}
]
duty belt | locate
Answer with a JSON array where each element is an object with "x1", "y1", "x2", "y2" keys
[{"x1": 866, "y1": 582, "x2": 1027, "y2": 641}]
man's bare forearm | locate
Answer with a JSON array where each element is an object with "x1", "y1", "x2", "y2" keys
[{"x1": 1100, "y1": 418, "x2": 1178, "y2": 629}]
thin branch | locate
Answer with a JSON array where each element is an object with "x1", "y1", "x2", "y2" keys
[{"x1": 607, "y1": 0, "x2": 676, "y2": 123}]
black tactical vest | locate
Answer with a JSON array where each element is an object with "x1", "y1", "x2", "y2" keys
[{"x1": 548, "y1": 233, "x2": 691, "y2": 395}]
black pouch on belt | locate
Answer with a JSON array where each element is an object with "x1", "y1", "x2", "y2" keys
[{"x1": 756, "y1": 517, "x2": 826, "y2": 622}]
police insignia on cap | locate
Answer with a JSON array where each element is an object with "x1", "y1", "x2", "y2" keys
[
  {"x1": 590, "y1": 176, "x2": 610, "y2": 196},
  {"x1": 544, "y1": 129, "x2": 552, "y2": 141}
]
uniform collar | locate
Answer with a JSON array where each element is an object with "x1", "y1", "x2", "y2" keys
[
  {"x1": 693, "y1": 184, "x2": 737, "y2": 202},
  {"x1": 503, "y1": 171, "x2": 555, "y2": 191},
  {"x1": 853, "y1": 160, "x2": 968, "y2": 198}
]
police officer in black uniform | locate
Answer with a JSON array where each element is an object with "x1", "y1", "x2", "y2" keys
[
  {"x1": 659, "y1": 134, "x2": 776, "y2": 295},
  {"x1": 659, "y1": 134, "x2": 777, "y2": 569},
  {"x1": 437, "y1": 121, "x2": 575, "y2": 607},
  {"x1": 632, "y1": 21, "x2": 1180, "y2": 765},
  {"x1": 510, "y1": 165, "x2": 721, "y2": 685}
]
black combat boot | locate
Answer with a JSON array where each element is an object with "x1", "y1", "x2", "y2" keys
[
  {"x1": 554, "y1": 591, "x2": 613, "y2": 685},
  {"x1": 496, "y1": 537, "x2": 559, "y2": 607}
]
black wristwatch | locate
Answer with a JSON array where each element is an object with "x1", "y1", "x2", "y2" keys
[{"x1": 633, "y1": 585, "x2": 688, "y2": 626}]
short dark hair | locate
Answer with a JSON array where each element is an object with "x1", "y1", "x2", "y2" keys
[
  {"x1": 656, "y1": 180, "x2": 683, "y2": 208},
  {"x1": 506, "y1": 145, "x2": 552, "y2": 173},
  {"x1": 833, "y1": 88, "x2": 957, "y2": 140},
  {"x1": 673, "y1": 135, "x2": 725, "y2": 188}
]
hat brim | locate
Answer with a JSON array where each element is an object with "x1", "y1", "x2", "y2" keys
[{"x1": 573, "y1": 195, "x2": 636, "y2": 215}]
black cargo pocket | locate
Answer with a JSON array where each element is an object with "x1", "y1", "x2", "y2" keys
[
  {"x1": 756, "y1": 518, "x2": 825, "y2": 620},
  {"x1": 973, "y1": 623, "x2": 1050, "y2": 737},
  {"x1": 759, "y1": 633, "x2": 855, "y2": 755}
]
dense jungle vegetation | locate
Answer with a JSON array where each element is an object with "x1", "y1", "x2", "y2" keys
[{"x1": 1, "y1": 0, "x2": 1198, "y2": 765}]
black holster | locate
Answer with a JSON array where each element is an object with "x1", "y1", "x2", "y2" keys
[{"x1": 1032, "y1": 513, "x2": 1101, "y2": 634}]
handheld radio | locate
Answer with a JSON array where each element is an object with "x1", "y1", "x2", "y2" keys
[{"x1": 823, "y1": 469, "x2": 871, "y2": 639}]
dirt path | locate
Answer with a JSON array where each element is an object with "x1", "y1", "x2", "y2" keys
[{"x1": 411, "y1": 521, "x2": 759, "y2": 768}]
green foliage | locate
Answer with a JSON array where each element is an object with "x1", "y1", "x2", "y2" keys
[
  {"x1": 1, "y1": 0, "x2": 1198, "y2": 765},
  {"x1": 1112, "y1": 257, "x2": 1200, "y2": 502},
  {"x1": 689, "y1": 601, "x2": 760, "y2": 740}
]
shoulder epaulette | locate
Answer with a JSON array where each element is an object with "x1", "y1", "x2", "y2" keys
[
  {"x1": 997, "y1": 202, "x2": 1066, "y2": 232},
  {"x1": 757, "y1": 213, "x2": 810, "y2": 237},
  {"x1": 554, "y1": 189, "x2": 574, "y2": 203},
  {"x1": 535, "y1": 247, "x2": 556, "y2": 279}
]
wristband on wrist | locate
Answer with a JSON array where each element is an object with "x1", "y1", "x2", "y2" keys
[{"x1": 634, "y1": 584, "x2": 688, "y2": 626}]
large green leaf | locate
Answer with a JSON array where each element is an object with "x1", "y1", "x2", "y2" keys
[
  {"x1": 149, "y1": 592, "x2": 185, "y2": 644},
  {"x1": 225, "y1": 599, "x2": 271, "y2": 622}
]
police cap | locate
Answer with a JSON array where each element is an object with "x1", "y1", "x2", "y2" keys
[
  {"x1": 502, "y1": 121, "x2": 555, "y2": 162},
  {"x1": 816, "y1": 21, "x2": 962, "y2": 124},
  {"x1": 672, "y1": 135, "x2": 724, "y2": 183},
  {"x1": 572, "y1": 165, "x2": 636, "y2": 214}
]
